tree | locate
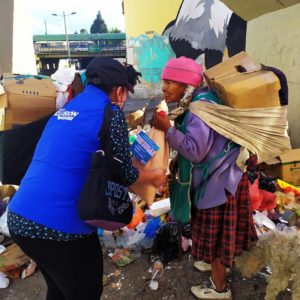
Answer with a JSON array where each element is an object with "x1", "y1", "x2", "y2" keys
[
  {"x1": 80, "y1": 28, "x2": 88, "y2": 34},
  {"x1": 74, "y1": 31, "x2": 78, "y2": 34},
  {"x1": 90, "y1": 11, "x2": 108, "y2": 33},
  {"x1": 108, "y1": 27, "x2": 121, "y2": 33}
]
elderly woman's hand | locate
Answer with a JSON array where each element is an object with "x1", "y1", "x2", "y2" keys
[{"x1": 152, "y1": 111, "x2": 172, "y2": 133}]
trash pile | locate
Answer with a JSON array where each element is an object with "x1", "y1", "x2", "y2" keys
[
  {"x1": 0, "y1": 53, "x2": 299, "y2": 293},
  {"x1": 249, "y1": 172, "x2": 300, "y2": 235},
  {"x1": 0, "y1": 185, "x2": 37, "y2": 289},
  {"x1": 98, "y1": 161, "x2": 300, "y2": 291},
  {"x1": 99, "y1": 181, "x2": 192, "y2": 291}
]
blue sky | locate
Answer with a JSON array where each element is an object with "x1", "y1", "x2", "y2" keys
[{"x1": 26, "y1": 0, "x2": 125, "y2": 35}]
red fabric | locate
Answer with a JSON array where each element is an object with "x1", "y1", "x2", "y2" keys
[
  {"x1": 249, "y1": 175, "x2": 277, "y2": 212},
  {"x1": 191, "y1": 173, "x2": 258, "y2": 268},
  {"x1": 249, "y1": 177, "x2": 263, "y2": 211},
  {"x1": 257, "y1": 190, "x2": 276, "y2": 211}
]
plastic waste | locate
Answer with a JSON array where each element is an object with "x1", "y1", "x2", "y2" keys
[
  {"x1": 127, "y1": 208, "x2": 144, "y2": 229},
  {"x1": 144, "y1": 216, "x2": 160, "y2": 239},
  {"x1": 140, "y1": 236, "x2": 154, "y2": 250},
  {"x1": 111, "y1": 248, "x2": 136, "y2": 267},
  {"x1": 0, "y1": 245, "x2": 6, "y2": 254},
  {"x1": 152, "y1": 260, "x2": 164, "y2": 279},
  {"x1": 150, "y1": 198, "x2": 170, "y2": 217},
  {"x1": 100, "y1": 231, "x2": 116, "y2": 249},
  {"x1": 0, "y1": 209, "x2": 10, "y2": 237},
  {"x1": 276, "y1": 223, "x2": 295, "y2": 233},
  {"x1": 149, "y1": 280, "x2": 159, "y2": 290},
  {"x1": 115, "y1": 223, "x2": 146, "y2": 249},
  {"x1": 253, "y1": 211, "x2": 277, "y2": 231},
  {"x1": 149, "y1": 259, "x2": 164, "y2": 290},
  {"x1": 0, "y1": 272, "x2": 9, "y2": 289}
]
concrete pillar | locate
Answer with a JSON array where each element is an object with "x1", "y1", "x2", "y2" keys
[
  {"x1": 0, "y1": 0, "x2": 14, "y2": 73},
  {"x1": 0, "y1": 0, "x2": 36, "y2": 74}
]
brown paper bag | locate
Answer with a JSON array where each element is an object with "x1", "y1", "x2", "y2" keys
[{"x1": 130, "y1": 101, "x2": 169, "y2": 205}]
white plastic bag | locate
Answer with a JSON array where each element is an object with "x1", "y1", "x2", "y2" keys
[
  {"x1": 0, "y1": 208, "x2": 10, "y2": 237},
  {"x1": 0, "y1": 272, "x2": 9, "y2": 289}
]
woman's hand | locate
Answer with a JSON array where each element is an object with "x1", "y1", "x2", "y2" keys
[{"x1": 152, "y1": 111, "x2": 172, "y2": 133}]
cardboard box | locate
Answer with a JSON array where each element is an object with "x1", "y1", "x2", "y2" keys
[
  {"x1": 204, "y1": 51, "x2": 259, "y2": 89},
  {"x1": 214, "y1": 70, "x2": 281, "y2": 108},
  {"x1": 260, "y1": 149, "x2": 300, "y2": 186},
  {"x1": 0, "y1": 77, "x2": 56, "y2": 129},
  {"x1": 203, "y1": 51, "x2": 281, "y2": 109}
]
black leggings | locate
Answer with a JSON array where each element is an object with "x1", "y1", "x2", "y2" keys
[{"x1": 11, "y1": 233, "x2": 103, "y2": 300}]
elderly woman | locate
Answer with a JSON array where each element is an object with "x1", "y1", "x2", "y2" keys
[{"x1": 153, "y1": 56, "x2": 257, "y2": 300}]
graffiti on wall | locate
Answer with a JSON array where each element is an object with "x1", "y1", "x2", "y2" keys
[{"x1": 127, "y1": 33, "x2": 175, "y2": 84}]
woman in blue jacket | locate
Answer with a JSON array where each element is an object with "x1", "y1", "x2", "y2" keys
[{"x1": 7, "y1": 57, "x2": 166, "y2": 300}]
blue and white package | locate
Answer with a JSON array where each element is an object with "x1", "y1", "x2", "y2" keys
[{"x1": 130, "y1": 131, "x2": 159, "y2": 165}]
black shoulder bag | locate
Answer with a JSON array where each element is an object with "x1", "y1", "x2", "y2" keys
[{"x1": 78, "y1": 104, "x2": 133, "y2": 231}]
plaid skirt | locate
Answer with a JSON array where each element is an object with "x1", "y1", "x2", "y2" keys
[{"x1": 191, "y1": 173, "x2": 258, "y2": 268}]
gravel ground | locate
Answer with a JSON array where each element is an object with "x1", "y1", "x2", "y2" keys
[{"x1": 0, "y1": 249, "x2": 292, "y2": 300}]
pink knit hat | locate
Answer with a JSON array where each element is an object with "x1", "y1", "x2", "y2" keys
[{"x1": 162, "y1": 56, "x2": 203, "y2": 87}]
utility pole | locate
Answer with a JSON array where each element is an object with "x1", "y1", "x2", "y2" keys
[
  {"x1": 44, "y1": 20, "x2": 48, "y2": 35},
  {"x1": 52, "y1": 11, "x2": 76, "y2": 67}
]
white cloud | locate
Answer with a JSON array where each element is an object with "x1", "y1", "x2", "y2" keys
[{"x1": 26, "y1": 0, "x2": 125, "y2": 34}]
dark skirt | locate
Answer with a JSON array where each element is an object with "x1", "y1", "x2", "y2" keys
[{"x1": 191, "y1": 173, "x2": 258, "y2": 268}]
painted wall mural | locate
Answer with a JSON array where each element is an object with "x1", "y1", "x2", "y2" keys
[
  {"x1": 127, "y1": 33, "x2": 175, "y2": 84},
  {"x1": 124, "y1": 0, "x2": 247, "y2": 97},
  {"x1": 163, "y1": 0, "x2": 247, "y2": 69}
]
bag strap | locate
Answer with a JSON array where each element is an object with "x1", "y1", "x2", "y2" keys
[
  {"x1": 261, "y1": 64, "x2": 288, "y2": 106},
  {"x1": 98, "y1": 103, "x2": 113, "y2": 154}
]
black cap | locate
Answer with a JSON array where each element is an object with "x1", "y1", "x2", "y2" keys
[{"x1": 86, "y1": 57, "x2": 134, "y2": 93}]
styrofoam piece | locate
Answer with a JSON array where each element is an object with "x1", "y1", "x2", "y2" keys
[{"x1": 150, "y1": 198, "x2": 170, "y2": 217}]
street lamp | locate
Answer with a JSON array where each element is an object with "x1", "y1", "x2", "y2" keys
[{"x1": 52, "y1": 11, "x2": 76, "y2": 67}]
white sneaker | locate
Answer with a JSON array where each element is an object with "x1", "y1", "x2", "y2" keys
[
  {"x1": 191, "y1": 277, "x2": 232, "y2": 300},
  {"x1": 194, "y1": 261, "x2": 231, "y2": 274}
]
